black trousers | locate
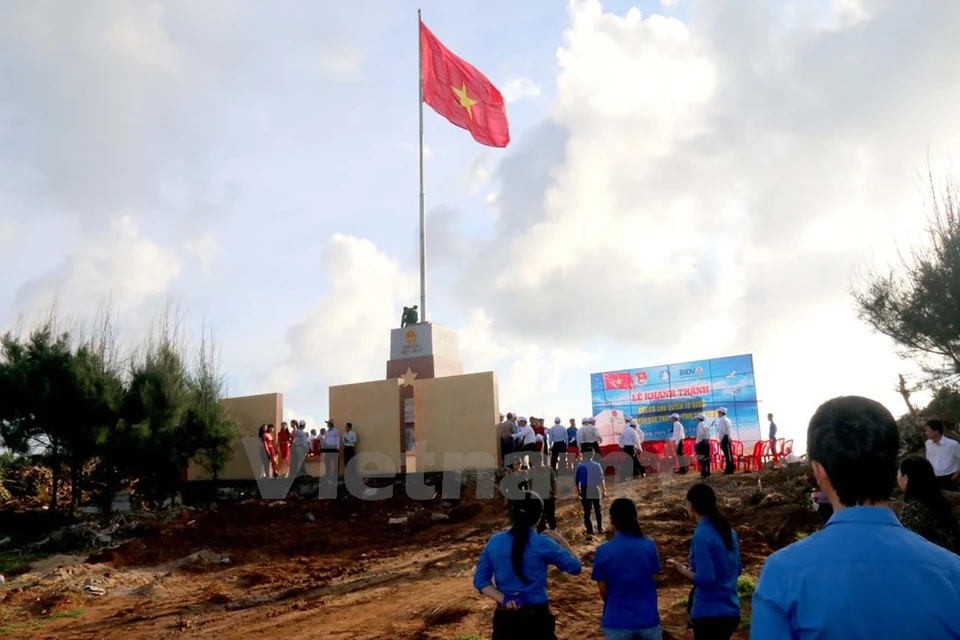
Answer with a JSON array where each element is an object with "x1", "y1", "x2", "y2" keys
[
  {"x1": 537, "y1": 497, "x2": 557, "y2": 533},
  {"x1": 550, "y1": 442, "x2": 567, "y2": 471},
  {"x1": 721, "y1": 436, "x2": 735, "y2": 474},
  {"x1": 676, "y1": 440, "x2": 687, "y2": 473},
  {"x1": 500, "y1": 438, "x2": 514, "y2": 465},
  {"x1": 580, "y1": 441, "x2": 599, "y2": 455},
  {"x1": 623, "y1": 445, "x2": 644, "y2": 477},
  {"x1": 691, "y1": 616, "x2": 740, "y2": 640},
  {"x1": 936, "y1": 475, "x2": 958, "y2": 492},
  {"x1": 492, "y1": 604, "x2": 556, "y2": 640},
  {"x1": 696, "y1": 440, "x2": 711, "y2": 477},
  {"x1": 581, "y1": 496, "x2": 602, "y2": 535},
  {"x1": 343, "y1": 446, "x2": 355, "y2": 469}
]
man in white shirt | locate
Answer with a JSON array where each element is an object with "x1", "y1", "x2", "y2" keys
[
  {"x1": 695, "y1": 414, "x2": 711, "y2": 478},
  {"x1": 321, "y1": 420, "x2": 341, "y2": 480},
  {"x1": 548, "y1": 417, "x2": 568, "y2": 472},
  {"x1": 670, "y1": 413, "x2": 687, "y2": 474},
  {"x1": 343, "y1": 423, "x2": 358, "y2": 473},
  {"x1": 577, "y1": 416, "x2": 602, "y2": 455},
  {"x1": 924, "y1": 418, "x2": 960, "y2": 491},
  {"x1": 715, "y1": 407, "x2": 734, "y2": 474},
  {"x1": 513, "y1": 416, "x2": 537, "y2": 453},
  {"x1": 620, "y1": 419, "x2": 644, "y2": 478}
]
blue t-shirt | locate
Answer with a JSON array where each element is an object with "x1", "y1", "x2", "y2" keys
[
  {"x1": 751, "y1": 506, "x2": 960, "y2": 639},
  {"x1": 473, "y1": 529, "x2": 582, "y2": 606},
  {"x1": 592, "y1": 533, "x2": 661, "y2": 630},
  {"x1": 690, "y1": 518, "x2": 741, "y2": 620},
  {"x1": 576, "y1": 459, "x2": 604, "y2": 496},
  {"x1": 567, "y1": 426, "x2": 578, "y2": 446}
]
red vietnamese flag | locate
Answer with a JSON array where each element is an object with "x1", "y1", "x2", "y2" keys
[
  {"x1": 602, "y1": 372, "x2": 635, "y2": 391},
  {"x1": 420, "y1": 20, "x2": 510, "y2": 148}
]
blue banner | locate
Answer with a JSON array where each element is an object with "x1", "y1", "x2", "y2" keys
[{"x1": 590, "y1": 354, "x2": 760, "y2": 441}]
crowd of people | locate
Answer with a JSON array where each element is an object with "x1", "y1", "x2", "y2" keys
[
  {"x1": 256, "y1": 418, "x2": 358, "y2": 479},
  {"x1": 475, "y1": 397, "x2": 960, "y2": 639}
]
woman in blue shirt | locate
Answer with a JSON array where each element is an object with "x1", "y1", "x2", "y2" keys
[
  {"x1": 592, "y1": 498, "x2": 663, "y2": 640},
  {"x1": 473, "y1": 491, "x2": 582, "y2": 639},
  {"x1": 666, "y1": 483, "x2": 741, "y2": 640}
]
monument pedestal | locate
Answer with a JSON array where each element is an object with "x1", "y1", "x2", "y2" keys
[{"x1": 386, "y1": 323, "x2": 464, "y2": 459}]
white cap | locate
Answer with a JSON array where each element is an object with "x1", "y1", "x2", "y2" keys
[
  {"x1": 696, "y1": 413, "x2": 705, "y2": 420},
  {"x1": 582, "y1": 416, "x2": 590, "y2": 424},
  {"x1": 554, "y1": 417, "x2": 561, "y2": 423},
  {"x1": 588, "y1": 417, "x2": 597, "y2": 424},
  {"x1": 517, "y1": 415, "x2": 528, "y2": 423},
  {"x1": 628, "y1": 419, "x2": 637, "y2": 426},
  {"x1": 670, "y1": 413, "x2": 680, "y2": 420},
  {"x1": 718, "y1": 407, "x2": 727, "y2": 415}
]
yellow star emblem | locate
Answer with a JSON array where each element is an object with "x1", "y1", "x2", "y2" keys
[
  {"x1": 400, "y1": 367, "x2": 419, "y2": 387},
  {"x1": 452, "y1": 82, "x2": 478, "y2": 120}
]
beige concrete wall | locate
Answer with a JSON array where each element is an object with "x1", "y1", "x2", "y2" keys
[
  {"x1": 329, "y1": 379, "x2": 403, "y2": 476},
  {"x1": 413, "y1": 372, "x2": 499, "y2": 473},
  {"x1": 187, "y1": 392, "x2": 283, "y2": 481}
]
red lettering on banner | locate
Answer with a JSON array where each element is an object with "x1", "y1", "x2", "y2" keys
[{"x1": 631, "y1": 383, "x2": 712, "y2": 403}]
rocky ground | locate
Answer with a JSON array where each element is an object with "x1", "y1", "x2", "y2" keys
[{"x1": 0, "y1": 466, "x2": 826, "y2": 639}]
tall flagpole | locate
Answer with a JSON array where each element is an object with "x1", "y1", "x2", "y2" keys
[{"x1": 417, "y1": 8, "x2": 427, "y2": 322}]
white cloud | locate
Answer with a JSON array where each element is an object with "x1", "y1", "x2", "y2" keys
[
  {"x1": 9, "y1": 216, "x2": 182, "y2": 323},
  {"x1": 267, "y1": 233, "x2": 417, "y2": 393},
  {"x1": 660, "y1": 0, "x2": 681, "y2": 12},
  {"x1": 502, "y1": 77, "x2": 542, "y2": 103},
  {"x1": 181, "y1": 234, "x2": 220, "y2": 276}
]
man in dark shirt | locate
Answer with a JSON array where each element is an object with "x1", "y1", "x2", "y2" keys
[{"x1": 767, "y1": 412, "x2": 777, "y2": 444}]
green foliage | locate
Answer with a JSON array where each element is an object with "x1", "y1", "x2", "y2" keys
[
  {"x1": 737, "y1": 575, "x2": 758, "y2": 598},
  {"x1": 853, "y1": 174, "x2": 960, "y2": 385},
  {"x1": 0, "y1": 310, "x2": 238, "y2": 511}
]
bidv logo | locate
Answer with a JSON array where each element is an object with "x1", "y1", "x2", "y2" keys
[{"x1": 678, "y1": 366, "x2": 705, "y2": 377}]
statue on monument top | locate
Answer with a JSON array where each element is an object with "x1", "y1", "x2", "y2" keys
[{"x1": 400, "y1": 305, "x2": 419, "y2": 328}]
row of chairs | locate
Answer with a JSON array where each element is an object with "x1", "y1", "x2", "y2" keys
[{"x1": 598, "y1": 437, "x2": 794, "y2": 474}]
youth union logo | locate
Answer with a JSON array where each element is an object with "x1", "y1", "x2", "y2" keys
[{"x1": 635, "y1": 371, "x2": 648, "y2": 385}]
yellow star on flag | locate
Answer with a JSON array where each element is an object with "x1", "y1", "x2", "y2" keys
[
  {"x1": 452, "y1": 82, "x2": 478, "y2": 120},
  {"x1": 400, "y1": 368, "x2": 419, "y2": 387}
]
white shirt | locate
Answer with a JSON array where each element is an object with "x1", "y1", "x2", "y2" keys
[
  {"x1": 515, "y1": 424, "x2": 536, "y2": 445},
  {"x1": 343, "y1": 430, "x2": 358, "y2": 447},
  {"x1": 926, "y1": 435, "x2": 960, "y2": 477},
  {"x1": 672, "y1": 422, "x2": 685, "y2": 444},
  {"x1": 620, "y1": 426, "x2": 641, "y2": 448},
  {"x1": 323, "y1": 427, "x2": 341, "y2": 448},
  {"x1": 696, "y1": 422, "x2": 710, "y2": 443},
  {"x1": 715, "y1": 416, "x2": 732, "y2": 440},
  {"x1": 293, "y1": 428, "x2": 310, "y2": 447},
  {"x1": 577, "y1": 424, "x2": 601, "y2": 446},
  {"x1": 548, "y1": 424, "x2": 567, "y2": 446}
]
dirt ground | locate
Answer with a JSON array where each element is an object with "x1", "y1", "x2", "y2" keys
[{"x1": 0, "y1": 467, "x2": 821, "y2": 639}]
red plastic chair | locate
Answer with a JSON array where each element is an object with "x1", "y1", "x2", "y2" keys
[
  {"x1": 680, "y1": 439, "x2": 697, "y2": 471},
  {"x1": 761, "y1": 440, "x2": 776, "y2": 467},
  {"x1": 783, "y1": 439, "x2": 794, "y2": 457},
  {"x1": 742, "y1": 441, "x2": 765, "y2": 471},
  {"x1": 731, "y1": 440, "x2": 745, "y2": 471},
  {"x1": 709, "y1": 439, "x2": 722, "y2": 469}
]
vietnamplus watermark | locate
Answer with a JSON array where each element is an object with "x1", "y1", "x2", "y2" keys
[{"x1": 241, "y1": 437, "x2": 701, "y2": 502}]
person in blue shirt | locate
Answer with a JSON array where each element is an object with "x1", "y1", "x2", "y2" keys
[
  {"x1": 750, "y1": 395, "x2": 960, "y2": 640},
  {"x1": 666, "y1": 483, "x2": 741, "y2": 640},
  {"x1": 576, "y1": 451, "x2": 607, "y2": 538},
  {"x1": 592, "y1": 498, "x2": 663, "y2": 640},
  {"x1": 473, "y1": 490, "x2": 581, "y2": 639}
]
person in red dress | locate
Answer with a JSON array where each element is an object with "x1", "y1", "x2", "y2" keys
[
  {"x1": 278, "y1": 422, "x2": 292, "y2": 477},
  {"x1": 263, "y1": 424, "x2": 278, "y2": 477}
]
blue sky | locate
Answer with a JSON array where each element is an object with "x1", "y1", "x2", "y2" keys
[{"x1": 4, "y1": 0, "x2": 960, "y2": 453}]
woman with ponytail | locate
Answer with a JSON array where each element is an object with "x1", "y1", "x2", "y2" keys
[
  {"x1": 474, "y1": 491, "x2": 581, "y2": 639},
  {"x1": 592, "y1": 498, "x2": 663, "y2": 639},
  {"x1": 666, "y1": 483, "x2": 741, "y2": 640}
]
